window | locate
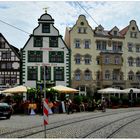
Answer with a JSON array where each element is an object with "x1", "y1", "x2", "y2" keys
[
  {"x1": 128, "y1": 57, "x2": 133, "y2": 66},
  {"x1": 114, "y1": 31, "x2": 117, "y2": 36},
  {"x1": 7, "y1": 63, "x2": 12, "y2": 69},
  {"x1": 75, "y1": 40, "x2": 80, "y2": 48},
  {"x1": 83, "y1": 28, "x2": 87, "y2": 33},
  {"x1": 0, "y1": 63, "x2": 12, "y2": 69},
  {"x1": 80, "y1": 22, "x2": 84, "y2": 26},
  {"x1": 136, "y1": 44, "x2": 140, "y2": 52},
  {"x1": 28, "y1": 51, "x2": 43, "y2": 62},
  {"x1": 78, "y1": 27, "x2": 82, "y2": 33},
  {"x1": 42, "y1": 23, "x2": 50, "y2": 33},
  {"x1": 49, "y1": 51, "x2": 64, "y2": 63},
  {"x1": 114, "y1": 56, "x2": 120, "y2": 64},
  {"x1": 105, "y1": 70, "x2": 110, "y2": 80},
  {"x1": 75, "y1": 70, "x2": 81, "y2": 81},
  {"x1": 0, "y1": 75, "x2": 4, "y2": 85},
  {"x1": 96, "y1": 40, "x2": 106, "y2": 50},
  {"x1": 34, "y1": 37, "x2": 42, "y2": 47},
  {"x1": 105, "y1": 55, "x2": 110, "y2": 64},
  {"x1": 78, "y1": 27, "x2": 87, "y2": 34},
  {"x1": 112, "y1": 72, "x2": 118, "y2": 80},
  {"x1": 75, "y1": 54, "x2": 81, "y2": 64},
  {"x1": 40, "y1": 66, "x2": 51, "y2": 80},
  {"x1": 113, "y1": 42, "x2": 122, "y2": 52},
  {"x1": 11, "y1": 75, "x2": 17, "y2": 84},
  {"x1": 54, "y1": 67, "x2": 64, "y2": 81},
  {"x1": 0, "y1": 42, "x2": 5, "y2": 48},
  {"x1": 5, "y1": 75, "x2": 10, "y2": 85},
  {"x1": 85, "y1": 40, "x2": 90, "y2": 49},
  {"x1": 97, "y1": 41, "x2": 101, "y2": 50},
  {"x1": 128, "y1": 71, "x2": 134, "y2": 80},
  {"x1": 49, "y1": 37, "x2": 58, "y2": 47},
  {"x1": 128, "y1": 43, "x2": 133, "y2": 52},
  {"x1": 136, "y1": 72, "x2": 140, "y2": 81},
  {"x1": 136, "y1": 57, "x2": 140, "y2": 67},
  {"x1": 84, "y1": 55, "x2": 91, "y2": 64},
  {"x1": 27, "y1": 66, "x2": 38, "y2": 80},
  {"x1": 84, "y1": 70, "x2": 91, "y2": 80},
  {"x1": 1, "y1": 63, "x2": 6, "y2": 69},
  {"x1": 96, "y1": 57, "x2": 100, "y2": 65},
  {"x1": 130, "y1": 32, "x2": 137, "y2": 38},
  {"x1": 2, "y1": 51, "x2": 11, "y2": 59}
]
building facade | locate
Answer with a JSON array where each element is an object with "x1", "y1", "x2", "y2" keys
[
  {"x1": 65, "y1": 15, "x2": 140, "y2": 95},
  {"x1": 0, "y1": 33, "x2": 20, "y2": 90},
  {"x1": 21, "y1": 12, "x2": 70, "y2": 88},
  {"x1": 65, "y1": 15, "x2": 96, "y2": 95},
  {"x1": 120, "y1": 20, "x2": 140, "y2": 89}
]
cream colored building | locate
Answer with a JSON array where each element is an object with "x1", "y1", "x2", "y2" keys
[
  {"x1": 65, "y1": 15, "x2": 140, "y2": 95},
  {"x1": 120, "y1": 20, "x2": 140, "y2": 89},
  {"x1": 65, "y1": 15, "x2": 96, "y2": 95}
]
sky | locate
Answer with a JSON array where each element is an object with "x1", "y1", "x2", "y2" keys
[{"x1": 0, "y1": 1, "x2": 140, "y2": 49}]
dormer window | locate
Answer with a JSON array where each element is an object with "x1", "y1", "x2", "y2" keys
[
  {"x1": 114, "y1": 31, "x2": 117, "y2": 36},
  {"x1": 42, "y1": 23, "x2": 50, "y2": 33}
]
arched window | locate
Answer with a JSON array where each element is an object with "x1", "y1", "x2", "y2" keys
[
  {"x1": 84, "y1": 69, "x2": 91, "y2": 80},
  {"x1": 128, "y1": 57, "x2": 134, "y2": 66},
  {"x1": 84, "y1": 54, "x2": 91, "y2": 64},
  {"x1": 75, "y1": 69, "x2": 81, "y2": 81},
  {"x1": 136, "y1": 57, "x2": 140, "y2": 67},
  {"x1": 128, "y1": 71, "x2": 134, "y2": 80},
  {"x1": 136, "y1": 71, "x2": 140, "y2": 81},
  {"x1": 105, "y1": 70, "x2": 110, "y2": 80}
]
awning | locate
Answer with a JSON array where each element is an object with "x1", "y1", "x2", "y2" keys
[
  {"x1": 121, "y1": 88, "x2": 140, "y2": 93},
  {"x1": 52, "y1": 85, "x2": 79, "y2": 94},
  {"x1": 98, "y1": 87, "x2": 123, "y2": 94},
  {"x1": 1, "y1": 85, "x2": 28, "y2": 94}
]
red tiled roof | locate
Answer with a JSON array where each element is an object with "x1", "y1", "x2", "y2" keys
[{"x1": 119, "y1": 26, "x2": 129, "y2": 36}]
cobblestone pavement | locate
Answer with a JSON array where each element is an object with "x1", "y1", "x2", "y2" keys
[{"x1": 1, "y1": 108, "x2": 140, "y2": 138}]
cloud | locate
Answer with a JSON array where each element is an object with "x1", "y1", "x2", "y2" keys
[{"x1": 0, "y1": 1, "x2": 140, "y2": 49}]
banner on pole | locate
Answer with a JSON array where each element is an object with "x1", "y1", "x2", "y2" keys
[{"x1": 43, "y1": 99, "x2": 49, "y2": 125}]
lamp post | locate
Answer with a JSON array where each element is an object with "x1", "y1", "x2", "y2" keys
[{"x1": 43, "y1": 65, "x2": 46, "y2": 138}]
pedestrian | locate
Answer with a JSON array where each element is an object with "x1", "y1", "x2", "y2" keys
[
  {"x1": 92, "y1": 99, "x2": 97, "y2": 110},
  {"x1": 66, "y1": 98, "x2": 73, "y2": 114},
  {"x1": 101, "y1": 97, "x2": 106, "y2": 112}
]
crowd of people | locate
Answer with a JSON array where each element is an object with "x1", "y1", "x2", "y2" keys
[{"x1": 0, "y1": 93, "x2": 107, "y2": 115}]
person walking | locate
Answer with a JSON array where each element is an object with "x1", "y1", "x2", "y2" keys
[
  {"x1": 66, "y1": 98, "x2": 73, "y2": 114},
  {"x1": 101, "y1": 97, "x2": 106, "y2": 112}
]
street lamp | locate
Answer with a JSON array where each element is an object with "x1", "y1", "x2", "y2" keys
[{"x1": 129, "y1": 89, "x2": 133, "y2": 107}]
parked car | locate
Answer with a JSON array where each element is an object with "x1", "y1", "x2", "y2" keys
[{"x1": 0, "y1": 103, "x2": 13, "y2": 119}]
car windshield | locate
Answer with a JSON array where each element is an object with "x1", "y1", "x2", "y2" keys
[{"x1": 0, "y1": 103, "x2": 9, "y2": 107}]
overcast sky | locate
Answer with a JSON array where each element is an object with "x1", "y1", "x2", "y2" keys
[{"x1": 0, "y1": 1, "x2": 140, "y2": 49}]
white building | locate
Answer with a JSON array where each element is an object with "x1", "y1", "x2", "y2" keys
[
  {"x1": 21, "y1": 11, "x2": 70, "y2": 88},
  {"x1": 0, "y1": 33, "x2": 20, "y2": 90}
]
